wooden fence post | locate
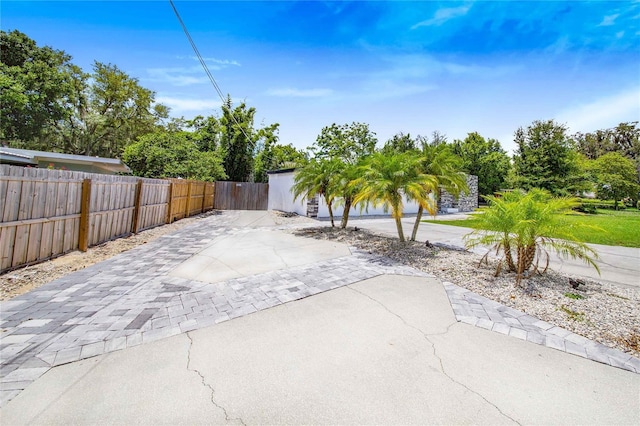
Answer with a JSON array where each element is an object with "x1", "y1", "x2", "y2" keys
[
  {"x1": 78, "y1": 179, "x2": 92, "y2": 252},
  {"x1": 200, "y1": 182, "x2": 205, "y2": 213},
  {"x1": 166, "y1": 182, "x2": 174, "y2": 224},
  {"x1": 185, "y1": 181, "x2": 193, "y2": 218},
  {"x1": 132, "y1": 180, "x2": 144, "y2": 233}
]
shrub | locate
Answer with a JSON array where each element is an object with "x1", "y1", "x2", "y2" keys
[{"x1": 464, "y1": 189, "x2": 600, "y2": 285}]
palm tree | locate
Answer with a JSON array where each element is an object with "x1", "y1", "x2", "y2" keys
[
  {"x1": 292, "y1": 158, "x2": 341, "y2": 227},
  {"x1": 463, "y1": 189, "x2": 600, "y2": 285},
  {"x1": 353, "y1": 152, "x2": 438, "y2": 241},
  {"x1": 410, "y1": 141, "x2": 468, "y2": 241},
  {"x1": 334, "y1": 161, "x2": 361, "y2": 229}
]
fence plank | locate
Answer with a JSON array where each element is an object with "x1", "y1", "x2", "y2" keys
[{"x1": 132, "y1": 180, "x2": 143, "y2": 233}]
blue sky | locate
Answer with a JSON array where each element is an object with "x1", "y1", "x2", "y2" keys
[{"x1": 3, "y1": 0, "x2": 639, "y2": 154}]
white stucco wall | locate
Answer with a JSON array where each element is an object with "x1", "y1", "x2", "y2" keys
[
  {"x1": 268, "y1": 170, "x2": 435, "y2": 218},
  {"x1": 316, "y1": 195, "x2": 424, "y2": 218},
  {"x1": 267, "y1": 171, "x2": 307, "y2": 215}
]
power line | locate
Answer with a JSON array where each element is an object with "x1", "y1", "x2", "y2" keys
[{"x1": 168, "y1": 0, "x2": 251, "y2": 141}]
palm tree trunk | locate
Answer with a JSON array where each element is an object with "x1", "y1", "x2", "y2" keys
[
  {"x1": 410, "y1": 205, "x2": 424, "y2": 241},
  {"x1": 504, "y1": 239, "x2": 516, "y2": 272},
  {"x1": 395, "y1": 215, "x2": 405, "y2": 242},
  {"x1": 340, "y1": 197, "x2": 352, "y2": 229},
  {"x1": 324, "y1": 195, "x2": 335, "y2": 227}
]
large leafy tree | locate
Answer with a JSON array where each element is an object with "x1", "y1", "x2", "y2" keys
[
  {"x1": 589, "y1": 152, "x2": 639, "y2": 209},
  {"x1": 353, "y1": 152, "x2": 438, "y2": 241},
  {"x1": 254, "y1": 141, "x2": 308, "y2": 183},
  {"x1": 410, "y1": 137, "x2": 468, "y2": 241},
  {"x1": 219, "y1": 96, "x2": 279, "y2": 182},
  {"x1": 463, "y1": 189, "x2": 599, "y2": 285},
  {"x1": 311, "y1": 122, "x2": 377, "y2": 164},
  {"x1": 452, "y1": 132, "x2": 511, "y2": 199},
  {"x1": 0, "y1": 30, "x2": 81, "y2": 144},
  {"x1": 56, "y1": 61, "x2": 166, "y2": 157},
  {"x1": 511, "y1": 119, "x2": 583, "y2": 195},
  {"x1": 573, "y1": 122, "x2": 640, "y2": 182},
  {"x1": 122, "y1": 131, "x2": 226, "y2": 181},
  {"x1": 381, "y1": 132, "x2": 417, "y2": 154}
]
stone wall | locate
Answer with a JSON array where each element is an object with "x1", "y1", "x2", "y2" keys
[
  {"x1": 306, "y1": 196, "x2": 319, "y2": 218},
  {"x1": 438, "y1": 175, "x2": 478, "y2": 213}
]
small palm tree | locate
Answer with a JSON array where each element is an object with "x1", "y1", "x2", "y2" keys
[
  {"x1": 410, "y1": 141, "x2": 468, "y2": 241},
  {"x1": 353, "y1": 152, "x2": 438, "y2": 241},
  {"x1": 334, "y1": 161, "x2": 362, "y2": 229},
  {"x1": 292, "y1": 158, "x2": 341, "y2": 227},
  {"x1": 463, "y1": 189, "x2": 600, "y2": 285}
]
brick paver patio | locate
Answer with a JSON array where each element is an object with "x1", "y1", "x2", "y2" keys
[{"x1": 1, "y1": 211, "x2": 637, "y2": 407}]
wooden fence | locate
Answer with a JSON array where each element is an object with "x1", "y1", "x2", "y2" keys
[
  {"x1": 0, "y1": 165, "x2": 215, "y2": 273},
  {"x1": 214, "y1": 181, "x2": 268, "y2": 210}
]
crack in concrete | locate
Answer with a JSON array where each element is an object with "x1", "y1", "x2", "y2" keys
[
  {"x1": 347, "y1": 285, "x2": 522, "y2": 426},
  {"x1": 185, "y1": 332, "x2": 246, "y2": 426}
]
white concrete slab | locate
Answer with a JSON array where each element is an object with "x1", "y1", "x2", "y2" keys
[
  {"x1": 4, "y1": 276, "x2": 637, "y2": 425},
  {"x1": 170, "y1": 229, "x2": 352, "y2": 283}
]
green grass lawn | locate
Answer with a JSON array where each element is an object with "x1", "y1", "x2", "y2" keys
[{"x1": 423, "y1": 209, "x2": 640, "y2": 248}]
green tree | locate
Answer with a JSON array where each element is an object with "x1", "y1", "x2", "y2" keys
[
  {"x1": 410, "y1": 138, "x2": 468, "y2": 241},
  {"x1": 186, "y1": 115, "x2": 223, "y2": 153},
  {"x1": 292, "y1": 158, "x2": 342, "y2": 227},
  {"x1": 0, "y1": 30, "x2": 80, "y2": 144},
  {"x1": 219, "y1": 96, "x2": 279, "y2": 182},
  {"x1": 56, "y1": 61, "x2": 166, "y2": 158},
  {"x1": 353, "y1": 152, "x2": 438, "y2": 241},
  {"x1": 311, "y1": 122, "x2": 377, "y2": 164},
  {"x1": 573, "y1": 122, "x2": 640, "y2": 183},
  {"x1": 254, "y1": 141, "x2": 308, "y2": 183},
  {"x1": 463, "y1": 189, "x2": 599, "y2": 285},
  {"x1": 511, "y1": 120, "x2": 582, "y2": 195},
  {"x1": 381, "y1": 132, "x2": 417, "y2": 154},
  {"x1": 309, "y1": 122, "x2": 377, "y2": 228},
  {"x1": 590, "y1": 152, "x2": 639, "y2": 209},
  {"x1": 122, "y1": 131, "x2": 226, "y2": 181},
  {"x1": 452, "y1": 132, "x2": 511, "y2": 199}
]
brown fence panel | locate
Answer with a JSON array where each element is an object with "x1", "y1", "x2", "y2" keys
[
  {"x1": 168, "y1": 180, "x2": 190, "y2": 222},
  {"x1": 214, "y1": 181, "x2": 268, "y2": 210},
  {"x1": 0, "y1": 173, "x2": 83, "y2": 271},
  {"x1": 138, "y1": 182, "x2": 170, "y2": 232},
  {"x1": 88, "y1": 179, "x2": 137, "y2": 246},
  {"x1": 0, "y1": 164, "x2": 216, "y2": 273},
  {"x1": 204, "y1": 182, "x2": 215, "y2": 211}
]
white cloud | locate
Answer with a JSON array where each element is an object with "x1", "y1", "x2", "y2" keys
[
  {"x1": 598, "y1": 14, "x2": 619, "y2": 26},
  {"x1": 556, "y1": 88, "x2": 640, "y2": 134},
  {"x1": 266, "y1": 88, "x2": 334, "y2": 98},
  {"x1": 156, "y1": 96, "x2": 220, "y2": 112},
  {"x1": 147, "y1": 67, "x2": 209, "y2": 86},
  {"x1": 148, "y1": 57, "x2": 240, "y2": 86},
  {"x1": 411, "y1": 5, "x2": 471, "y2": 29},
  {"x1": 193, "y1": 57, "x2": 241, "y2": 67}
]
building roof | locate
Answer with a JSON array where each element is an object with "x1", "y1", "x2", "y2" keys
[{"x1": 0, "y1": 147, "x2": 131, "y2": 174}]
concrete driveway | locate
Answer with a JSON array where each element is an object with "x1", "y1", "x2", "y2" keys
[
  {"x1": 1, "y1": 211, "x2": 639, "y2": 424},
  {"x1": 350, "y1": 215, "x2": 640, "y2": 289}
]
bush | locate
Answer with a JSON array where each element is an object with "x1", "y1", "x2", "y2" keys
[
  {"x1": 464, "y1": 189, "x2": 600, "y2": 285},
  {"x1": 574, "y1": 203, "x2": 597, "y2": 214},
  {"x1": 574, "y1": 198, "x2": 617, "y2": 212}
]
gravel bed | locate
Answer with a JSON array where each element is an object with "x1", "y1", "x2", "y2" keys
[{"x1": 292, "y1": 226, "x2": 640, "y2": 358}]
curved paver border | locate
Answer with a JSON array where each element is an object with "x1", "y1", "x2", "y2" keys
[{"x1": 444, "y1": 282, "x2": 640, "y2": 373}]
